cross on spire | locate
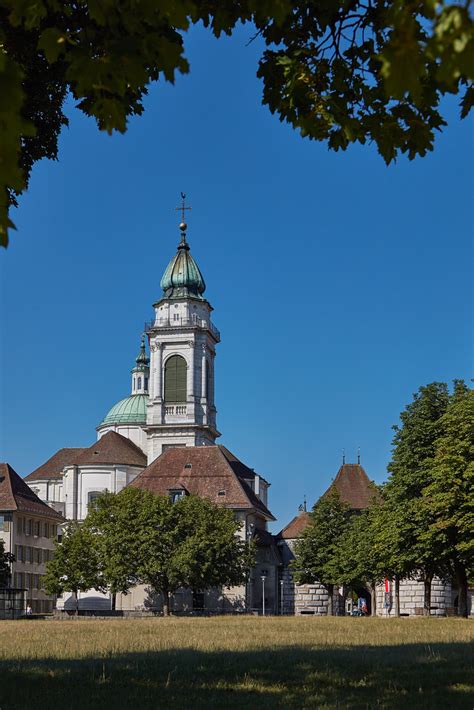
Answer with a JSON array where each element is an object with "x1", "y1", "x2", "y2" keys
[{"x1": 176, "y1": 192, "x2": 192, "y2": 224}]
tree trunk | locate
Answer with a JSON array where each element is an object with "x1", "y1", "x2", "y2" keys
[
  {"x1": 394, "y1": 576, "x2": 400, "y2": 617},
  {"x1": 326, "y1": 584, "x2": 334, "y2": 616},
  {"x1": 111, "y1": 592, "x2": 116, "y2": 611},
  {"x1": 454, "y1": 562, "x2": 468, "y2": 618},
  {"x1": 340, "y1": 586, "x2": 348, "y2": 617},
  {"x1": 370, "y1": 584, "x2": 377, "y2": 617},
  {"x1": 162, "y1": 589, "x2": 171, "y2": 617},
  {"x1": 72, "y1": 590, "x2": 78, "y2": 616},
  {"x1": 423, "y1": 573, "x2": 433, "y2": 617}
]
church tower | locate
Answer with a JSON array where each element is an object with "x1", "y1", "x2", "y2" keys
[{"x1": 145, "y1": 206, "x2": 220, "y2": 463}]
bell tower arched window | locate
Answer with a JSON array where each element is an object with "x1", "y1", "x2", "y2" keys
[{"x1": 164, "y1": 355, "x2": 187, "y2": 403}]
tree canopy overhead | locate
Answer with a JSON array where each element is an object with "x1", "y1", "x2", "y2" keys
[{"x1": 0, "y1": 0, "x2": 473, "y2": 246}]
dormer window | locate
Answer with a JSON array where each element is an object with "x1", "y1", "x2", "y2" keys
[
  {"x1": 184, "y1": 463, "x2": 192, "y2": 469},
  {"x1": 169, "y1": 490, "x2": 185, "y2": 503},
  {"x1": 218, "y1": 490, "x2": 226, "y2": 497}
]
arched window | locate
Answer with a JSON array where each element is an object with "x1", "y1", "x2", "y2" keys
[
  {"x1": 164, "y1": 355, "x2": 187, "y2": 403},
  {"x1": 137, "y1": 376, "x2": 142, "y2": 390},
  {"x1": 88, "y1": 491, "x2": 103, "y2": 511}
]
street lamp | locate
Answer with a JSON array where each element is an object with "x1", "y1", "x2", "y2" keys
[
  {"x1": 261, "y1": 569, "x2": 268, "y2": 616},
  {"x1": 280, "y1": 579, "x2": 284, "y2": 616},
  {"x1": 246, "y1": 522, "x2": 254, "y2": 611}
]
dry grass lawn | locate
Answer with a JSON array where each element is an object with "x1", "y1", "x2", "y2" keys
[{"x1": 0, "y1": 616, "x2": 472, "y2": 709}]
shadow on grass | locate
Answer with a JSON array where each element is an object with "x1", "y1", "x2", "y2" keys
[{"x1": 0, "y1": 642, "x2": 473, "y2": 709}]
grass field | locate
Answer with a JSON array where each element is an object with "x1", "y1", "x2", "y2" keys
[{"x1": 0, "y1": 617, "x2": 472, "y2": 709}]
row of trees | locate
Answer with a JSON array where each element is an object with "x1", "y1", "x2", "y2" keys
[
  {"x1": 294, "y1": 381, "x2": 473, "y2": 617},
  {"x1": 44, "y1": 489, "x2": 253, "y2": 615}
]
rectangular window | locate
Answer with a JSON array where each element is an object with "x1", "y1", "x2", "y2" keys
[
  {"x1": 25, "y1": 546, "x2": 31, "y2": 563},
  {"x1": 0, "y1": 514, "x2": 10, "y2": 532},
  {"x1": 44, "y1": 522, "x2": 49, "y2": 538},
  {"x1": 26, "y1": 519, "x2": 32, "y2": 536},
  {"x1": 34, "y1": 521, "x2": 40, "y2": 537},
  {"x1": 17, "y1": 517, "x2": 23, "y2": 534}
]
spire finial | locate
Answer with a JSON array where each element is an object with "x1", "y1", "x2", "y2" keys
[
  {"x1": 357, "y1": 447, "x2": 361, "y2": 465},
  {"x1": 298, "y1": 495, "x2": 307, "y2": 513},
  {"x1": 135, "y1": 333, "x2": 149, "y2": 367},
  {"x1": 176, "y1": 192, "x2": 192, "y2": 244},
  {"x1": 342, "y1": 448, "x2": 345, "y2": 465}
]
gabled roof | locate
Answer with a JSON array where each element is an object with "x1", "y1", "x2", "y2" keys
[
  {"x1": 0, "y1": 463, "x2": 63, "y2": 520},
  {"x1": 71, "y1": 431, "x2": 147, "y2": 467},
  {"x1": 322, "y1": 463, "x2": 376, "y2": 510},
  {"x1": 277, "y1": 512, "x2": 311, "y2": 540},
  {"x1": 25, "y1": 447, "x2": 87, "y2": 482},
  {"x1": 129, "y1": 445, "x2": 275, "y2": 520}
]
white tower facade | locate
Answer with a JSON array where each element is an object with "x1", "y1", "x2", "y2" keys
[{"x1": 145, "y1": 220, "x2": 220, "y2": 463}]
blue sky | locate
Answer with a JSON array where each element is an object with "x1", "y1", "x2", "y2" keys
[{"x1": 0, "y1": 24, "x2": 472, "y2": 531}]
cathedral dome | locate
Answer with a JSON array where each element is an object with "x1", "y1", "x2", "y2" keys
[
  {"x1": 160, "y1": 231, "x2": 206, "y2": 300},
  {"x1": 99, "y1": 394, "x2": 148, "y2": 427}
]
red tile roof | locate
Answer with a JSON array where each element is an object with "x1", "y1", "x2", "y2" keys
[
  {"x1": 322, "y1": 463, "x2": 376, "y2": 510},
  {"x1": 277, "y1": 512, "x2": 311, "y2": 539},
  {"x1": 0, "y1": 463, "x2": 64, "y2": 520},
  {"x1": 129, "y1": 445, "x2": 275, "y2": 520},
  {"x1": 72, "y1": 431, "x2": 147, "y2": 467},
  {"x1": 25, "y1": 447, "x2": 87, "y2": 481}
]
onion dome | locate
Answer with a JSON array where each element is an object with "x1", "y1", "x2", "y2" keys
[
  {"x1": 160, "y1": 224, "x2": 206, "y2": 300},
  {"x1": 99, "y1": 394, "x2": 148, "y2": 427}
]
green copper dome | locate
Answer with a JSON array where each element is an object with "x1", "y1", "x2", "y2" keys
[
  {"x1": 160, "y1": 230, "x2": 206, "y2": 300},
  {"x1": 99, "y1": 394, "x2": 148, "y2": 426}
]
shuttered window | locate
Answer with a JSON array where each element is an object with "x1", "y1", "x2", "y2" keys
[{"x1": 164, "y1": 355, "x2": 187, "y2": 402}]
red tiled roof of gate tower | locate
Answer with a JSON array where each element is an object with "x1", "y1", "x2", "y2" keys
[{"x1": 277, "y1": 463, "x2": 376, "y2": 539}]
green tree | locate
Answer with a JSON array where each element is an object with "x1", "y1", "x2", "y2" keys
[
  {"x1": 385, "y1": 381, "x2": 451, "y2": 615},
  {"x1": 421, "y1": 382, "x2": 474, "y2": 617},
  {"x1": 1, "y1": 0, "x2": 473, "y2": 246},
  {"x1": 292, "y1": 489, "x2": 351, "y2": 616},
  {"x1": 0, "y1": 538, "x2": 14, "y2": 587},
  {"x1": 44, "y1": 521, "x2": 104, "y2": 614},
  {"x1": 86, "y1": 487, "x2": 253, "y2": 616},
  {"x1": 338, "y1": 493, "x2": 414, "y2": 617}
]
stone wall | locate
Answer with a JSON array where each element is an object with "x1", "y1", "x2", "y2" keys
[{"x1": 375, "y1": 577, "x2": 454, "y2": 617}]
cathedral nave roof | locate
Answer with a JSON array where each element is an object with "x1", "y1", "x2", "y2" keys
[
  {"x1": 25, "y1": 447, "x2": 87, "y2": 482},
  {"x1": 73, "y1": 431, "x2": 147, "y2": 467},
  {"x1": 129, "y1": 445, "x2": 275, "y2": 520}
]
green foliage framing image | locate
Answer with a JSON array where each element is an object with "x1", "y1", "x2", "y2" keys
[{"x1": 0, "y1": 0, "x2": 473, "y2": 246}]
